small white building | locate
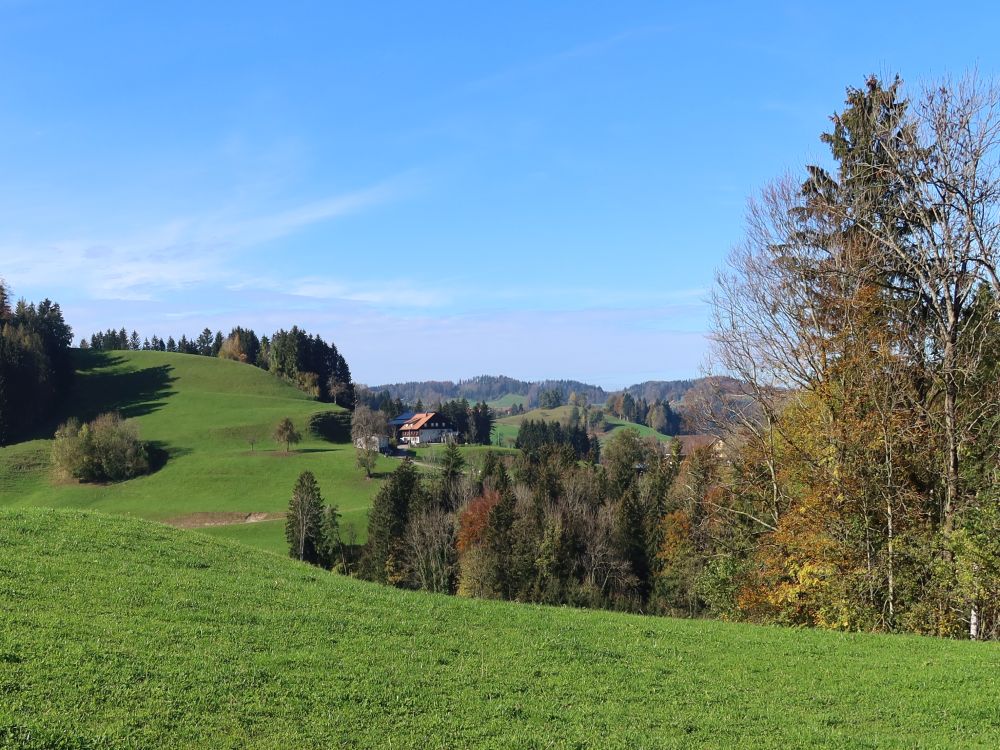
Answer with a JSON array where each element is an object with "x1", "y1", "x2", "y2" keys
[
  {"x1": 398, "y1": 412, "x2": 457, "y2": 444},
  {"x1": 354, "y1": 435, "x2": 390, "y2": 451}
]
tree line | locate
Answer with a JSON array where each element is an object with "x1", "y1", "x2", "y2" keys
[
  {"x1": 0, "y1": 282, "x2": 74, "y2": 445},
  {"x1": 87, "y1": 324, "x2": 354, "y2": 407},
  {"x1": 356, "y1": 430, "x2": 690, "y2": 609},
  {"x1": 514, "y1": 419, "x2": 599, "y2": 462},
  {"x1": 368, "y1": 375, "x2": 709, "y2": 420},
  {"x1": 605, "y1": 393, "x2": 682, "y2": 436},
  {"x1": 287, "y1": 422, "x2": 703, "y2": 614}
]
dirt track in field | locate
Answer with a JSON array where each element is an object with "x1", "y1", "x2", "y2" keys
[{"x1": 163, "y1": 511, "x2": 285, "y2": 529}]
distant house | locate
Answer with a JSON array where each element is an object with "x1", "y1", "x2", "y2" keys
[
  {"x1": 673, "y1": 434, "x2": 727, "y2": 461},
  {"x1": 355, "y1": 434, "x2": 390, "y2": 452},
  {"x1": 398, "y1": 412, "x2": 457, "y2": 445}
]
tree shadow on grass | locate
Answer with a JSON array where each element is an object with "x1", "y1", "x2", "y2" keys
[
  {"x1": 146, "y1": 441, "x2": 191, "y2": 474},
  {"x1": 12, "y1": 350, "x2": 179, "y2": 444},
  {"x1": 309, "y1": 410, "x2": 351, "y2": 443},
  {"x1": 265, "y1": 447, "x2": 337, "y2": 457},
  {"x1": 72, "y1": 349, "x2": 178, "y2": 422}
]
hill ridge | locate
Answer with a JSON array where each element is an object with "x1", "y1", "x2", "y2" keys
[{"x1": 365, "y1": 374, "x2": 741, "y2": 410}]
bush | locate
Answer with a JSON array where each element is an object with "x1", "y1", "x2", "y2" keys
[{"x1": 53, "y1": 412, "x2": 150, "y2": 482}]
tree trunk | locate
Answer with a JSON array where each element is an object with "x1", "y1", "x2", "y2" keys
[{"x1": 942, "y1": 339, "x2": 960, "y2": 534}]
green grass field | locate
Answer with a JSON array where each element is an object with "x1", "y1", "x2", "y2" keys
[
  {"x1": 0, "y1": 350, "x2": 393, "y2": 551},
  {"x1": 3, "y1": 508, "x2": 999, "y2": 749}
]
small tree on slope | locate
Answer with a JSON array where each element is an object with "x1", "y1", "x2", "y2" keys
[{"x1": 273, "y1": 417, "x2": 301, "y2": 453}]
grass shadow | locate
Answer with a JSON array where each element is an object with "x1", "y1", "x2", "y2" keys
[
  {"x1": 9, "y1": 350, "x2": 179, "y2": 445},
  {"x1": 309, "y1": 411, "x2": 351, "y2": 443},
  {"x1": 146, "y1": 441, "x2": 192, "y2": 474},
  {"x1": 72, "y1": 349, "x2": 178, "y2": 422}
]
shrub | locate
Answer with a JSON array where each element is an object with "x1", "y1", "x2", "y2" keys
[{"x1": 53, "y1": 412, "x2": 150, "y2": 482}]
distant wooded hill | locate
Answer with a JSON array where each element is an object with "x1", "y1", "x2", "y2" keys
[{"x1": 365, "y1": 374, "x2": 743, "y2": 411}]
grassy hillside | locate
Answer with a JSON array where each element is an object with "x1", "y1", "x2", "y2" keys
[
  {"x1": 484, "y1": 393, "x2": 529, "y2": 410},
  {"x1": 3, "y1": 509, "x2": 999, "y2": 749},
  {"x1": 0, "y1": 350, "x2": 394, "y2": 552},
  {"x1": 495, "y1": 405, "x2": 673, "y2": 446}
]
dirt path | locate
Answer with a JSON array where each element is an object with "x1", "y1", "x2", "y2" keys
[{"x1": 164, "y1": 511, "x2": 285, "y2": 529}]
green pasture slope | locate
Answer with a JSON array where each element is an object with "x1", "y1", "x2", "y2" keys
[
  {"x1": 3, "y1": 509, "x2": 999, "y2": 749},
  {"x1": 0, "y1": 350, "x2": 394, "y2": 552}
]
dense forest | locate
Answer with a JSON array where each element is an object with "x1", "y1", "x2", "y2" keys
[
  {"x1": 0, "y1": 282, "x2": 74, "y2": 445},
  {"x1": 87, "y1": 324, "x2": 354, "y2": 406}
]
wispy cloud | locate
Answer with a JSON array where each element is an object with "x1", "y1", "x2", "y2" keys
[
  {"x1": 227, "y1": 275, "x2": 455, "y2": 309},
  {"x1": 467, "y1": 25, "x2": 673, "y2": 91},
  {"x1": 0, "y1": 176, "x2": 411, "y2": 301}
]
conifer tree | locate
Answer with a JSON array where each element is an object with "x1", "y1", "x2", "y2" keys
[
  {"x1": 286, "y1": 470, "x2": 324, "y2": 563},
  {"x1": 441, "y1": 441, "x2": 465, "y2": 482},
  {"x1": 362, "y1": 460, "x2": 426, "y2": 584}
]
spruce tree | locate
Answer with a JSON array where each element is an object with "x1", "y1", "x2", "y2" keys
[
  {"x1": 441, "y1": 441, "x2": 465, "y2": 482},
  {"x1": 362, "y1": 459, "x2": 426, "y2": 584},
  {"x1": 318, "y1": 504, "x2": 344, "y2": 570}
]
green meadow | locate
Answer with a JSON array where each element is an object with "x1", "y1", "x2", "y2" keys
[
  {"x1": 2, "y1": 508, "x2": 999, "y2": 749},
  {"x1": 0, "y1": 350, "x2": 395, "y2": 549}
]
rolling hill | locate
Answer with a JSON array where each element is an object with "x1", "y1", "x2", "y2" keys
[
  {"x1": 0, "y1": 349, "x2": 395, "y2": 553},
  {"x1": 3, "y1": 508, "x2": 998, "y2": 748}
]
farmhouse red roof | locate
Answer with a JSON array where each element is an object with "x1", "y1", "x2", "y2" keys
[{"x1": 400, "y1": 412, "x2": 436, "y2": 431}]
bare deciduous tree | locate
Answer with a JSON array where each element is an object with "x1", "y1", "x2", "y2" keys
[
  {"x1": 405, "y1": 507, "x2": 455, "y2": 593},
  {"x1": 351, "y1": 405, "x2": 388, "y2": 478}
]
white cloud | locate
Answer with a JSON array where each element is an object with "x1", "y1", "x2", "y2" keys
[{"x1": 0, "y1": 176, "x2": 409, "y2": 301}]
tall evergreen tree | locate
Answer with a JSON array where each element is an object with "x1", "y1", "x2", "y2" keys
[
  {"x1": 286, "y1": 471, "x2": 325, "y2": 563},
  {"x1": 362, "y1": 460, "x2": 426, "y2": 585}
]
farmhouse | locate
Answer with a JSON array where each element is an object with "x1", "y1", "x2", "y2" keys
[
  {"x1": 674, "y1": 434, "x2": 728, "y2": 461},
  {"x1": 398, "y1": 412, "x2": 457, "y2": 445}
]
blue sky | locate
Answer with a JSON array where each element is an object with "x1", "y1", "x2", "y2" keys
[{"x1": 2, "y1": 1, "x2": 998, "y2": 387}]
